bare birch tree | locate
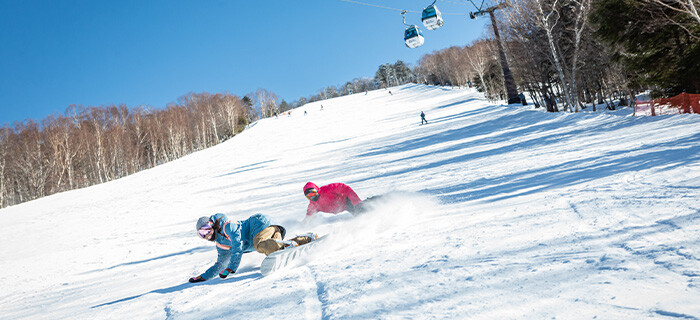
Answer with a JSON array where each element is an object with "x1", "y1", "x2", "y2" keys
[
  {"x1": 12, "y1": 120, "x2": 49, "y2": 200},
  {"x1": 530, "y1": 0, "x2": 576, "y2": 111},
  {"x1": 0, "y1": 127, "x2": 10, "y2": 207},
  {"x1": 220, "y1": 94, "x2": 242, "y2": 139},
  {"x1": 466, "y1": 40, "x2": 496, "y2": 94},
  {"x1": 644, "y1": 0, "x2": 700, "y2": 36},
  {"x1": 568, "y1": 0, "x2": 593, "y2": 112},
  {"x1": 255, "y1": 89, "x2": 279, "y2": 118}
]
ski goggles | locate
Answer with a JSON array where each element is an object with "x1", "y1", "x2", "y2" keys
[
  {"x1": 304, "y1": 188, "x2": 318, "y2": 200},
  {"x1": 198, "y1": 223, "x2": 213, "y2": 239}
]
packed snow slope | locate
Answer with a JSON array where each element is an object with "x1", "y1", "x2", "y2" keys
[{"x1": 1, "y1": 84, "x2": 699, "y2": 320}]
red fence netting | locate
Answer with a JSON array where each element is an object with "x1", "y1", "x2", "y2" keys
[{"x1": 635, "y1": 93, "x2": 700, "y2": 116}]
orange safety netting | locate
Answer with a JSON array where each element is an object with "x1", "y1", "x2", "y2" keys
[{"x1": 636, "y1": 93, "x2": 700, "y2": 116}]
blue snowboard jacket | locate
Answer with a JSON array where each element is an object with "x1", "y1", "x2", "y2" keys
[{"x1": 200, "y1": 213, "x2": 272, "y2": 279}]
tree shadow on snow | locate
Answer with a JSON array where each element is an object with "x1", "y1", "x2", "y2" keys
[
  {"x1": 432, "y1": 97, "x2": 482, "y2": 110},
  {"x1": 213, "y1": 159, "x2": 277, "y2": 178},
  {"x1": 90, "y1": 272, "x2": 261, "y2": 308},
  {"x1": 81, "y1": 246, "x2": 212, "y2": 274},
  {"x1": 350, "y1": 108, "x2": 699, "y2": 205},
  {"x1": 425, "y1": 138, "x2": 700, "y2": 204}
]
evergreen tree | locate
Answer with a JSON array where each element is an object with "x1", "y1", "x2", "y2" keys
[
  {"x1": 375, "y1": 64, "x2": 392, "y2": 86},
  {"x1": 241, "y1": 95, "x2": 256, "y2": 121},
  {"x1": 393, "y1": 60, "x2": 414, "y2": 83},
  {"x1": 279, "y1": 100, "x2": 291, "y2": 113},
  {"x1": 242, "y1": 96, "x2": 253, "y2": 109},
  {"x1": 473, "y1": 60, "x2": 506, "y2": 101},
  {"x1": 590, "y1": 0, "x2": 700, "y2": 95}
]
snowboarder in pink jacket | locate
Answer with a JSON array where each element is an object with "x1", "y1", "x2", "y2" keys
[{"x1": 303, "y1": 182, "x2": 364, "y2": 218}]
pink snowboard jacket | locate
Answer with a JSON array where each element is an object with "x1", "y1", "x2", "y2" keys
[{"x1": 304, "y1": 182, "x2": 362, "y2": 216}]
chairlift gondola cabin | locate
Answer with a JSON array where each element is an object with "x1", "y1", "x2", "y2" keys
[
  {"x1": 421, "y1": 4, "x2": 444, "y2": 30},
  {"x1": 404, "y1": 25, "x2": 424, "y2": 48}
]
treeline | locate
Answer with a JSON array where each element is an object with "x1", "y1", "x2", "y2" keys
[
  {"x1": 415, "y1": 41, "x2": 502, "y2": 99},
  {"x1": 287, "y1": 77, "x2": 383, "y2": 108},
  {"x1": 0, "y1": 92, "x2": 253, "y2": 208},
  {"x1": 499, "y1": 0, "x2": 624, "y2": 112},
  {"x1": 414, "y1": 0, "x2": 699, "y2": 112},
  {"x1": 0, "y1": 63, "x2": 415, "y2": 208},
  {"x1": 288, "y1": 61, "x2": 420, "y2": 105}
]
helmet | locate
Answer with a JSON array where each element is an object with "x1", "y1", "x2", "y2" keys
[
  {"x1": 196, "y1": 216, "x2": 210, "y2": 230},
  {"x1": 303, "y1": 182, "x2": 318, "y2": 193}
]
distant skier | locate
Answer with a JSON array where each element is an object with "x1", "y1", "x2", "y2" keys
[
  {"x1": 421, "y1": 111, "x2": 428, "y2": 124},
  {"x1": 388, "y1": 90, "x2": 393, "y2": 95},
  {"x1": 188, "y1": 213, "x2": 315, "y2": 282},
  {"x1": 320, "y1": 105, "x2": 324, "y2": 111},
  {"x1": 519, "y1": 92, "x2": 528, "y2": 106},
  {"x1": 304, "y1": 110, "x2": 308, "y2": 116}
]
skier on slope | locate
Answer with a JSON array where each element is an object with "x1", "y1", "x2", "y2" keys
[
  {"x1": 188, "y1": 213, "x2": 316, "y2": 282},
  {"x1": 302, "y1": 182, "x2": 384, "y2": 222}
]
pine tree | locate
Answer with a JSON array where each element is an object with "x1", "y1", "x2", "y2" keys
[
  {"x1": 393, "y1": 60, "x2": 414, "y2": 84},
  {"x1": 590, "y1": 0, "x2": 700, "y2": 95}
]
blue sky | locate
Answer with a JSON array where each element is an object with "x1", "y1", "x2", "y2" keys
[{"x1": 0, "y1": 0, "x2": 489, "y2": 125}]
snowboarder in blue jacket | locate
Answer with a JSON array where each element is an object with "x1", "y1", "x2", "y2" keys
[{"x1": 188, "y1": 213, "x2": 315, "y2": 282}]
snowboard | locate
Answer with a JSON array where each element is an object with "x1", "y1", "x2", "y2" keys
[{"x1": 260, "y1": 235, "x2": 329, "y2": 276}]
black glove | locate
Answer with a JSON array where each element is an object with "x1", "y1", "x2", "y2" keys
[
  {"x1": 188, "y1": 276, "x2": 205, "y2": 283},
  {"x1": 219, "y1": 268, "x2": 234, "y2": 279}
]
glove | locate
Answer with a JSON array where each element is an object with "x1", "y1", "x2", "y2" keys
[
  {"x1": 219, "y1": 268, "x2": 234, "y2": 279},
  {"x1": 188, "y1": 276, "x2": 205, "y2": 283}
]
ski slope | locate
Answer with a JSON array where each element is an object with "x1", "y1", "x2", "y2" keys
[{"x1": 1, "y1": 84, "x2": 699, "y2": 319}]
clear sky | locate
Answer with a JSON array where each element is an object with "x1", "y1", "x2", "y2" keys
[{"x1": 0, "y1": 0, "x2": 489, "y2": 125}]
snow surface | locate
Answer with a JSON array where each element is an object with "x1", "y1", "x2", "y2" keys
[{"x1": 1, "y1": 84, "x2": 699, "y2": 319}]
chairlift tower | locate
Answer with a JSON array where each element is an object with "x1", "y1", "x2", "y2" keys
[{"x1": 471, "y1": 2, "x2": 521, "y2": 104}]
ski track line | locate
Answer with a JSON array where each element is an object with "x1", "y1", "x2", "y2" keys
[
  {"x1": 652, "y1": 309, "x2": 700, "y2": 320},
  {"x1": 298, "y1": 266, "x2": 325, "y2": 320}
]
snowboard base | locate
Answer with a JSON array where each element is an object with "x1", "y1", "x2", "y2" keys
[{"x1": 260, "y1": 235, "x2": 328, "y2": 276}]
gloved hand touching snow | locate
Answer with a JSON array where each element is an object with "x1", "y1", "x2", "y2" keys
[{"x1": 189, "y1": 276, "x2": 205, "y2": 283}]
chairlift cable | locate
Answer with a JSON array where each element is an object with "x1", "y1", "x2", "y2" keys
[
  {"x1": 467, "y1": 0, "x2": 486, "y2": 11},
  {"x1": 337, "y1": 0, "x2": 467, "y2": 15},
  {"x1": 442, "y1": 0, "x2": 486, "y2": 11},
  {"x1": 439, "y1": 0, "x2": 469, "y2": 5},
  {"x1": 337, "y1": 0, "x2": 419, "y2": 13},
  {"x1": 436, "y1": 0, "x2": 481, "y2": 10}
]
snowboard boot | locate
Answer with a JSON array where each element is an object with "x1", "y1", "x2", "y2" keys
[
  {"x1": 290, "y1": 232, "x2": 319, "y2": 246},
  {"x1": 276, "y1": 240, "x2": 299, "y2": 250}
]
